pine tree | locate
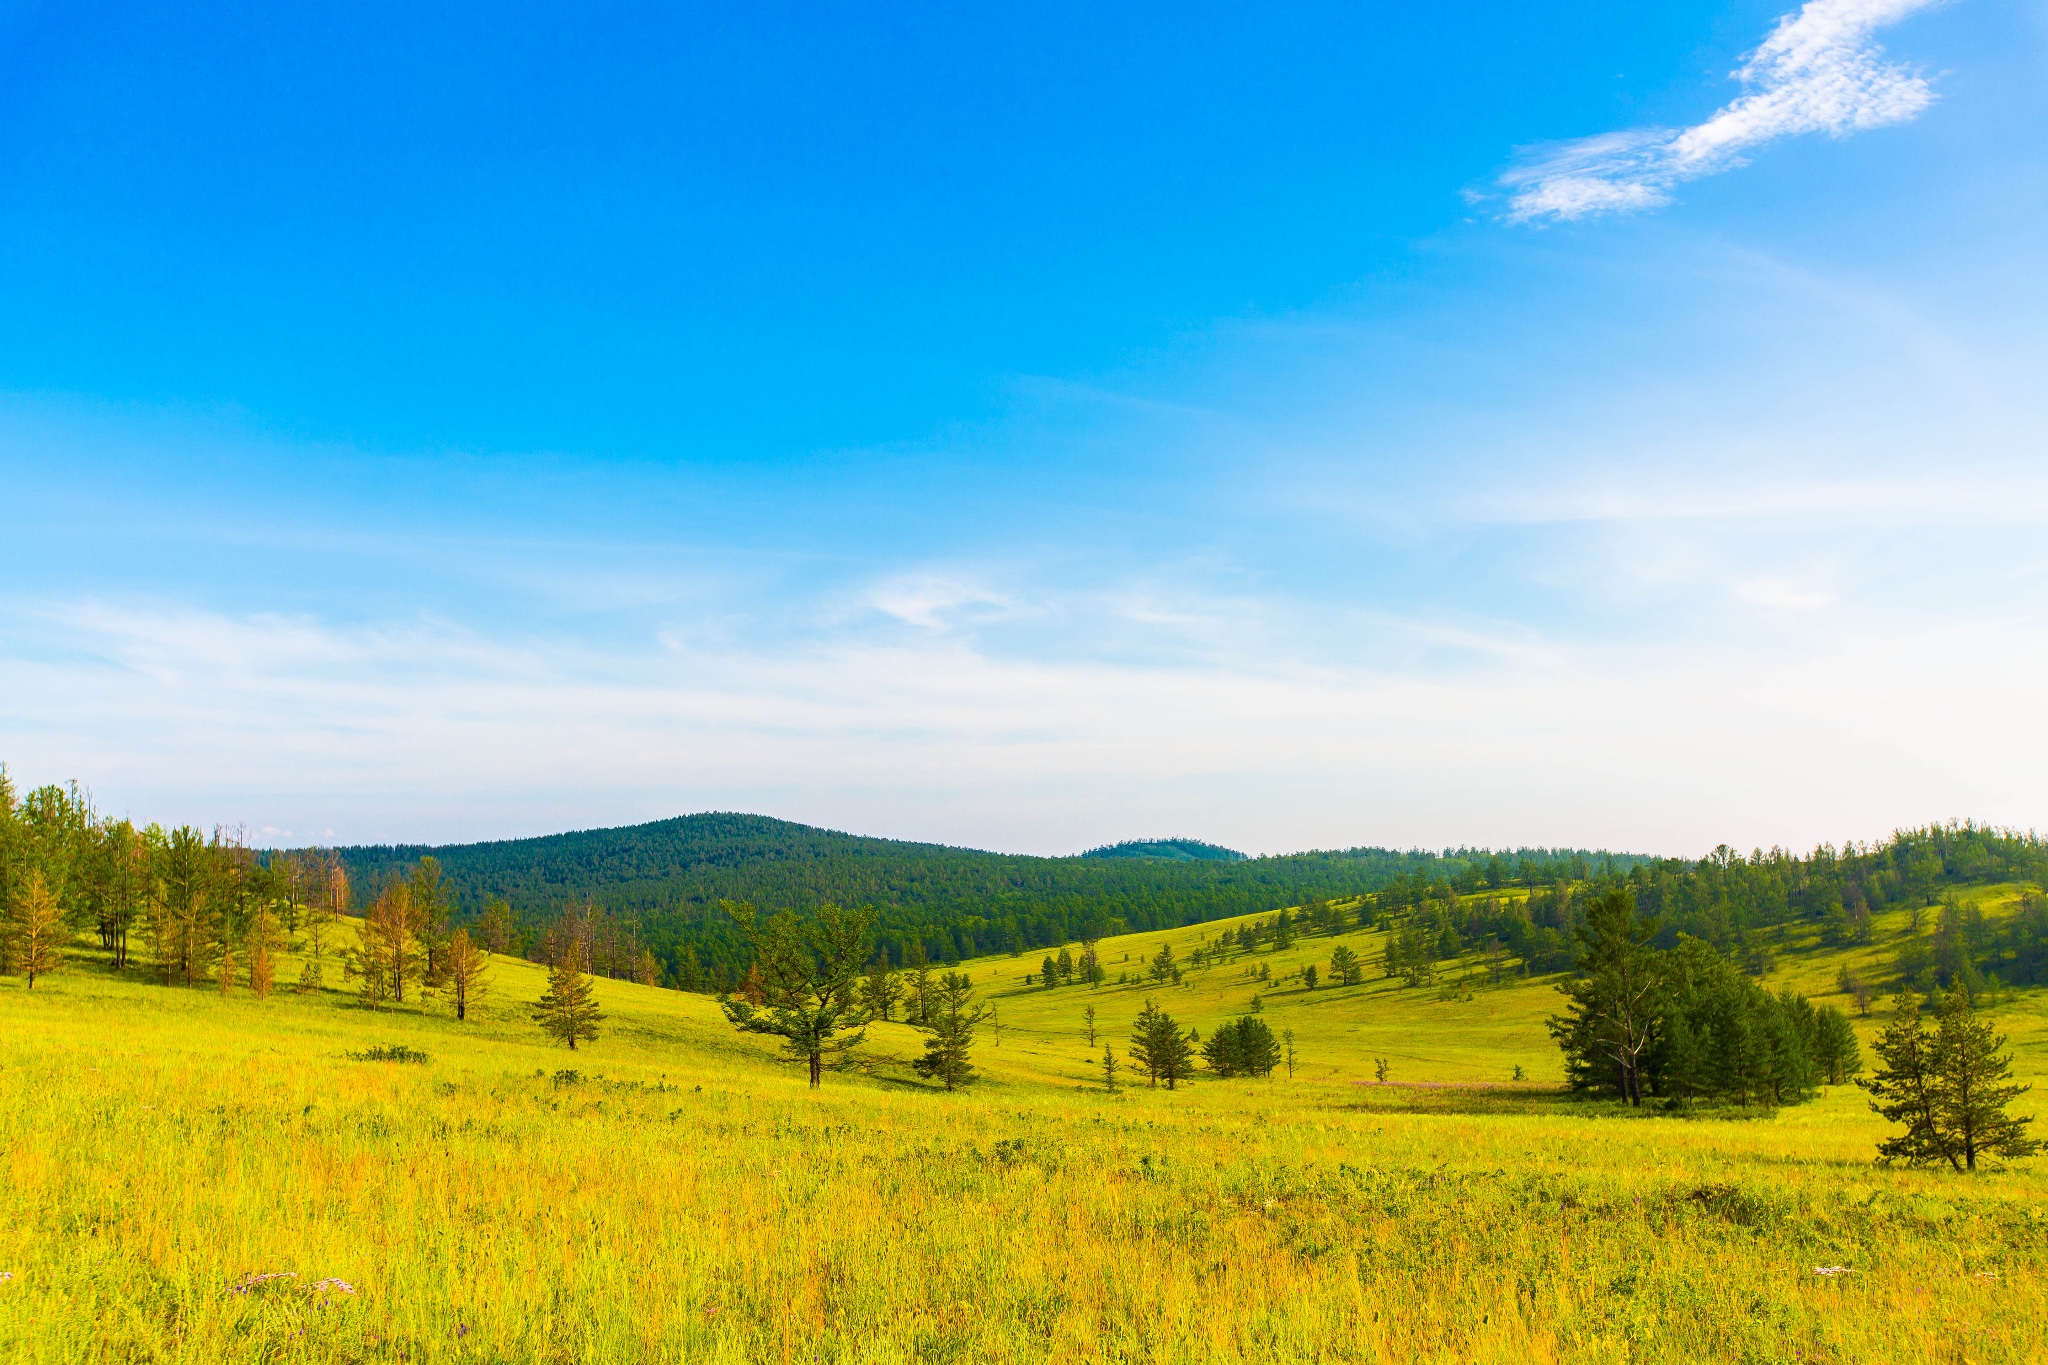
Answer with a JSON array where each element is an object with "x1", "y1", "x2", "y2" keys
[
  {"x1": 1930, "y1": 986, "x2": 2037, "y2": 1171},
  {"x1": 1055, "y1": 946, "x2": 1074, "y2": 983},
  {"x1": 1547, "y1": 889, "x2": 1661, "y2": 1105},
  {"x1": 1860, "y1": 990, "x2": 1955, "y2": 1169},
  {"x1": 1811, "y1": 1005, "x2": 1862, "y2": 1085},
  {"x1": 902, "y1": 939, "x2": 933, "y2": 1024},
  {"x1": 859, "y1": 948, "x2": 901, "y2": 1020},
  {"x1": 534, "y1": 943, "x2": 603, "y2": 1049},
  {"x1": 1130, "y1": 999, "x2": 1196, "y2": 1090},
  {"x1": 246, "y1": 905, "x2": 283, "y2": 998},
  {"x1": 633, "y1": 948, "x2": 660, "y2": 986},
  {"x1": 910, "y1": 971, "x2": 989, "y2": 1091},
  {"x1": 1040, "y1": 954, "x2": 1059, "y2": 989},
  {"x1": 1149, "y1": 942, "x2": 1175, "y2": 984},
  {"x1": 445, "y1": 928, "x2": 491, "y2": 1022},
  {"x1": 1083, "y1": 1003, "x2": 1097, "y2": 1046},
  {"x1": 297, "y1": 909, "x2": 330, "y2": 993},
  {"x1": 719, "y1": 900, "x2": 876, "y2": 1087},
  {"x1": 349, "y1": 883, "x2": 422, "y2": 1005},
  {"x1": 1100, "y1": 1043, "x2": 1119, "y2": 1093},
  {"x1": 1329, "y1": 944, "x2": 1363, "y2": 986},
  {"x1": 13, "y1": 871, "x2": 67, "y2": 988}
]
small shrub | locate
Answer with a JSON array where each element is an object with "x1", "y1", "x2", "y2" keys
[{"x1": 347, "y1": 1045, "x2": 430, "y2": 1064}]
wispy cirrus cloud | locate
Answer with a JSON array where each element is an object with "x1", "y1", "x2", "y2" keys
[{"x1": 1502, "y1": 0, "x2": 1948, "y2": 223}]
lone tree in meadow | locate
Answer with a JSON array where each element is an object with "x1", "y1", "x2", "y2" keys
[
  {"x1": 444, "y1": 927, "x2": 491, "y2": 1021},
  {"x1": 911, "y1": 970, "x2": 990, "y2": 1091},
  {"x1": 1328, "y1": 944, "x2": 1363, "y2": 986},
  {"x1": 1861, "y1": 987, "x2": 2037, "y2": 1171},
  {"x1": 719, "y1": 899, "x2": 877, "y2": 1088},
  {"x1": 13, "y1": 871, "x2": 68, "y2": 988},
  {"x1": 534, "y1": 942, "x2": 603, "y2": 1050}
]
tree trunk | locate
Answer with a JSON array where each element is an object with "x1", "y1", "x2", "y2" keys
[{"x1": 809, "y1": 1051, "x2": 822, "y2": 1088}]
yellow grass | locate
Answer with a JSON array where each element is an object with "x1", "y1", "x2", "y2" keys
[{"x1": 2, "y1": 893, "x2": 2044, "y2": 1363}]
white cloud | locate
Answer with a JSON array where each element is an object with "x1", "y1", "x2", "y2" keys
[
  {"x1": 1503, "y1": 0, "x2": 1947, "y2": 222},
  {"x1": 1736, "y1": 578, "x2": 1837, "y2": 610}
]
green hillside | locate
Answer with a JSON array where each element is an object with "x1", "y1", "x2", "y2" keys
[
  {"x1": 328, "y1": 811, "x2": 1641, "y2": 984},
  {"x1": 5, "y1": 869, "x2": 2046, "y2": 1362}
]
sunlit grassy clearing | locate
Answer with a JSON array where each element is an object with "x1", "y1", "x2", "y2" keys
[{"x1": 2, "y1": 892, "x2": 2044, "y2": 1363}]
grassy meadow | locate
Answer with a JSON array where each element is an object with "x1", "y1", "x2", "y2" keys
[{"x1": 4, "y1": 891, "x2": 2046, "y2": 1363}]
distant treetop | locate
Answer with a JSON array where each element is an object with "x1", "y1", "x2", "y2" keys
[{"x1": 1080, "y1": 838, "x2": 1247, "y2": 863}]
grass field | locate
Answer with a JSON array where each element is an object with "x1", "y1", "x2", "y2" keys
[{"x1": 3, "y1": 891, "x2": 2045, "y2": 1363}]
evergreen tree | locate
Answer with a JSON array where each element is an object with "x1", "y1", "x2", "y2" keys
[
  {"x1": 1041, "y1": 954, "x2": 1059, "y2": 988},
  {"x1": 246, "y1": 904, "x2": 283, "y2": 998},
  {"x1": 858, "y1": 948, "x2": 901, "y2": 1020},
  {"x1": 11, "y1": 871, "x2": 67, "y2": 988},
  {"x1": 903, "y1": 939, "x2": 934, "y2": 1025},
  {"x1": 1301, "y1": 964, "x2": 1319, "y2": 989},
  {"x1": 1130, "y1": 999, "x2": 1196, "y2": 1089},
  {"x1": 1928, "y1": 986, "x2": 2037, "y2": 1170},
  {"x1": 910, "y1": 970, "x2": 989, "y2": 1091},
  {"x1": 1811, "y1": 1004, "x2": 1862, "y2": 1085},
  {"x1": 1149, "y1": 941, "x2": 1175, "y2": 984},
  {"x1": 534, "y1": 943, "x2": 603, "y2": 1050},
  {"x1": 1083, "y1": 1003, "x2": 1097, "y2": 1046},
  {"x1": 1861, "y1": 989, "x2": 1954, "y2": 1168},
  {"x1": 1328, "y1": 943, "x2": 1363, "y2": 986},
  {"x1": 719, "y1": 899, "x2": 876, "y2": 1087},
  {"x1": 1055, "y1": 946, "x2": 1074, "y2": 982},
  {"x1": 1201, "y1": 1015, "x2": 1281, "y2": 1078},
  {"x1": 1100, "y1": 1043, "x2": 1119, "y2": 1093},
  {"x1": 445, "y1": 927, "x2": 491, "y2": 1021},
  {"x1": 1548, "y1": 889, "x2": 1661, "y2": 1105}
]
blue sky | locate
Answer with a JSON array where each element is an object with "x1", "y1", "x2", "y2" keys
[{"x1": 2, "y1": 0, "x2": 2044, "y2": 855}]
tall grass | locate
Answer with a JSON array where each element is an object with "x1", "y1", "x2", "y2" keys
[{"x1": 2, "y1": 899, "x2": 2043, "y2": 1363}]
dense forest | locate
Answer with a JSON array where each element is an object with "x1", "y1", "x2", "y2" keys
[
  {"x1": 3, "y1": 764, "x2": 2042, "y2": 1004},
  {"x1": 331, "y1": 812, "x2": 1642, "y2": 986}
]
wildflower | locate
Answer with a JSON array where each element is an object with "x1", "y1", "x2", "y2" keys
[
  {"x1": 232, "y1": 1272, "x2": 298, "y2": 1295},
  {"x1": 0, "y1": 1272, "x2": 13, "y2": 1283},
  {"x1": 1812, "y1": 1266, "x2": 1854, "y2": 1277},
  {"x1": 1972, "y1": 1272, "x2": 1997, "y2": 1281}
]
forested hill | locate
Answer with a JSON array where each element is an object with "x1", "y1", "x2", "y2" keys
[{"x1": 334, "y1": 813, "x2": 1640, "y2": 982}]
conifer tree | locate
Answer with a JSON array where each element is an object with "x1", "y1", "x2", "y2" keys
[
  {"x1": 1861, "y1": 990, "x2": 1955, "y2": 1168},
  {"x1": 858, "y1": 948, "x2": 901, "y2": 1020},
  {"x1": 1149, "y1": 942, "x2": 1175, "y2": 984},
  {"x1": 719, "y1": 899, "x2": 876, "y2": 1087},
  {"x1": 1056, "y1": 946, "x2": 1074, "y2": 982},
  {"x1": 902, "y1": 939, "x2": 933, "y2": 1024},
  {"x1": 1812, "y1": 1004, "x2": 1862, "y2": 1085},
  {"x1": 1547, "y1": 889, "x2": 1662, "y2": 1106},
  {"x1": 246, "y1": 905, "x2": 283, "y2": 998},
  {"x1": 445, "y1": 927, "x2": 491, "y2": 1021},
  {"x1": 1864, "y1": 986, "x2": 2040, "y2": 1171},
  {"x1": 1101, "y1": 1043, "x2": 1119, "y2": 1093},
  {"x1": 1083, "y1": 1003, "x2": 1097, "y2": 1046},
  {"x1": 534, "y1": 941, "x2": 603, "y2": 1049},
  {"x1": 1130, "y1": 999, "x2": 1196, "y2": 1090},
  {"x1": 297, "y1": 906, "x2": 330, "y2": 993},
  {"x1": 911, "y1": 970, "x2": 989, "y2": 1091},
  {"x1": 1928, "y1": 986, "x2": 2038, "y2": 1170},
  {"x1": 1040, "y1": 954, "x2": 1059, "y2": 989},
  {"x1": 1329, "y1": 944, "x2": 1363, "y2": 986},
  {"x1": 13, "y1": 871, "x2": 67, "y2": 988}
]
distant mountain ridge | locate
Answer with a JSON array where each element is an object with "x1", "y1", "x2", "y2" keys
[
  {"x1": 1082, "y1": 838, "x2": 1246, "y2": 862},
  {"x1": 333, "y1": 812, "x2": 1649, "y2": 987}
]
